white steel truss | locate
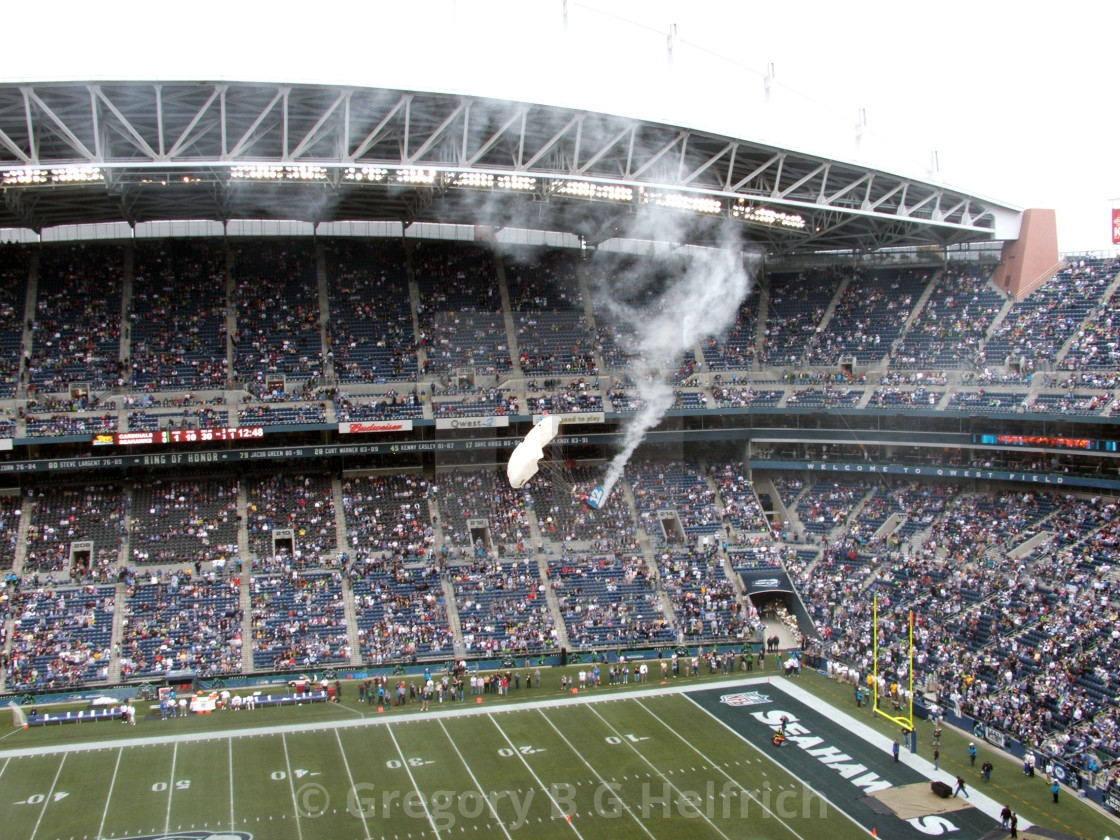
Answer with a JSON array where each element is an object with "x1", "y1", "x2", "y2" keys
[{"x1": 0, "y1": 81, "x2": 1020, "y2": 254}]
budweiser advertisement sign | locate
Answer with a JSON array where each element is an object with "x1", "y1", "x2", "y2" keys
[{"x1": 340, "y1": 420, "x2": 414, "y2": 434}]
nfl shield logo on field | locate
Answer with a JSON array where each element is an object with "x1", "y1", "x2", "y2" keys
[{"x1": 720, "y1": 692, "x2": 771, "y2": 707}]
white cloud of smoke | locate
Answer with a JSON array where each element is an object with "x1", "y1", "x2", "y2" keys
[{"x1": 592, "y1": 216, "x2": 758, "y2": 499}]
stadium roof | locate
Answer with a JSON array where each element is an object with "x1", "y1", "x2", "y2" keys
[{"x1": 0, "y1": 80, "x2": 1024, "y2": 255}]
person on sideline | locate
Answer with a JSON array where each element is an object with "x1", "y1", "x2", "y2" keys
[{"x1": 954, "y1": 776, "x2": 969, "y2": 798}]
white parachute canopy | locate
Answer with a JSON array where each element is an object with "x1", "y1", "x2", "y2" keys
[{"x1": 507, "y1": 415, "x2": 561, "y2": 489}]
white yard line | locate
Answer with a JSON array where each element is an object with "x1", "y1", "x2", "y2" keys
[
  {"x1": 228, "y1": 738, "x2": 236, "y2": 832},
  {"x1": 386, "y1": 724, "x2": 442, "y2": 840},
  {"x1": 437, "y1": 719, "x2": 514, "y2": 840},
  {"x1": 486, "y1": 713, "x2": 587, "y2": 840},
  {"x1": 333, "y1": 701, "x2": 367, "y2": 718},
  {"x1": 28, "y1": 753, "x2": 66, "y2": 840},
  {"x1": 334, "y1": 729, "x2": 371, "y2": 840},
  {"x1": 536, "y1": 708, "x2": 660, "y2": 840},
  {"x1": 583, "y1": 704, "x2": 736, "y2": 840},
  {"x1": 164, "y1": 741, "x2": 178, "y2": 834},
  {"x1": 281, "y1": 733, "x2": 304, "y2": 840},
  {"x1": 96, "y1": 748, "x2": 123, "y2": 840}
]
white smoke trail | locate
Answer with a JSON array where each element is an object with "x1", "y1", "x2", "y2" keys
[{"x1": 595, "y1": 219, "x2": 758, "y2": 499}]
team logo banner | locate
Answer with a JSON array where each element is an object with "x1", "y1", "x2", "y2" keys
[{"x1": 738, "y1": 570, "x2": 793, "y2": 595}]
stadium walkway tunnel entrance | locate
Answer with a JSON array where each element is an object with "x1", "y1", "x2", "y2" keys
[{"x1": 70, "y1": 541, "x2": 93, "y2": 578}]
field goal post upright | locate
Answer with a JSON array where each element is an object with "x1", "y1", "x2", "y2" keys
[{"x1": 872, "y1": 595, "x2": 915, "y2": 744}]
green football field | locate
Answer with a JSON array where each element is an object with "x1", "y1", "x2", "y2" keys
[
  {"x1": 0, "y1": 677, "x2": 856, "y2": 840},
  {"x1": 0, "y1": 670, "x2": 1113, "y2": 840}
]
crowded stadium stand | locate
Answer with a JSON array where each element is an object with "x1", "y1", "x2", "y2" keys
[
  {"x1": 763, "y1": 267, "x2": 845, "y2": 366},
  {"x1": 450, "y1": 559, "x2": 555, "y2": 655},
  {"x1": 891, "y1": 265, "x2": 1007, "y2": 369},
  {"x1": 251, "y1": 571, "x2": 349, "y2": 670},
  {"x1": 325, "y1": 239, "x2": 418, "y2": 384},
  {"x1": 415, "y1": 242, "x2": 511, "y2": 377},
  {"x1": 231, "y1": 241, "x2": 322, "y2": 385},
  {"x1": 809, "y1": 268, "x2": 931, "y2": 366},
  {"x1": 350, "y1": 558, "x2": 454, "y2": 662},
  {"x1": 129, "y1": 241, "x2": 229, "y2": 391},
  {"x1": 27, "y1": 244, "x2": 125, "y2": 393},
  {"x1": 245, "y1": 472, "x2": 338, "y2": 570},
  {"x1": 0, "y1": 245, "x2": 29, "y2": 400},
  {"x1": 120, "y1": 573, "x2": 243, "y2": 678},
  {"x1": 22, "y1": 484, "x2": 125, "y2": 577},
  {"x1": 7, "y1": 585, "x2": 115, "y2": 690},
  {"x1": 507, "y1": 249, "x2": 598, "y2": 376},
  {"x1": 128, "y1": 477, "x2": 240, "y2": 566},
  {"x1": 0, "y1": 74, "x2": 1119, "y2": 816},
  {"x1": 549, "y1": 554, "x2": 674, "y2": 648}
]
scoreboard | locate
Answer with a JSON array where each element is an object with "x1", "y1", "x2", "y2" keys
[{"x1": 93, "y1": 427, "x2": 265, "y2": 446}]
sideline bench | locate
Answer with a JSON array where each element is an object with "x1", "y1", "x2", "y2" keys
[
  {"x1": 253, "y1": 690, "x2": 330, "y2": 708},
  {"x1": 26, "y1": 708, "x2": 123, "y2": 726}
]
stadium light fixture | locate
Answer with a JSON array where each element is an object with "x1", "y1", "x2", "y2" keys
[
  {"x1": 229, "y1": 164, "x2": 327, "y2": 182},
  {"x1": 452, "y1": 172, "x2": 495, "y2": 189},
  {"x1": 555, "y1": 179, "x2": 633, "y2": 203},
  {"x1": 230, "y1": 164, "x2": 284, "y2": 180},
  {"x1": 640, "y1": 187, "x2": 722, "y2": 215},
  {"x1": 395, "y1": 168, "x2": 437, "y2": 185},
  {"x1": 731, "y1": 200, "x2": 805, "y2": 229},
  {"x1": 496, "y1": 174, "x2": 536, "y2": 191},
  {"x1": 284, "y1": 165, "x2": 328, "y2": 181},
  {"x1": 2, "y1": 168, "x2": 48, "y2": 185},
  {"x1": 49, "y1": 166, "x2": 103, "y2": 184},
  {"x1": 343, "y1": 166, "x2": 389, "y2": 183}
]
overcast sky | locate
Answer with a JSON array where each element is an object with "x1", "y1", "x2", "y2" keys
[{"x1": 6, "y1": 0, "x2": 1118, "y2": 252}]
